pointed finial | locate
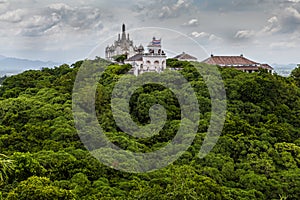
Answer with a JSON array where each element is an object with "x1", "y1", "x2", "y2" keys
[{"x1": 122, "y1": 24, "x2": 125, "y2": 32}]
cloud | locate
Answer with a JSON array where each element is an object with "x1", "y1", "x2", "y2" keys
[
  {"x1": 235, "y1": 30, "x2": 255, "y2": 39},
  {"x1": 236, "y1": 6, "x2": 300, "y2": 40},
  {"x1": 191, "y1": 31, "x2": 210, "y2": 38},
  {"x1": 44, "y1": 3, "x2": 102, "y2": 31},
  {"x1": 0, "y1": 3, "x2": 103, "y2": 37},
  {"x1": 48, "y1": 3, "x2": 73, "y2": 11},
  {"x1": 191, "y1": 31, "x2": 222, "y2": 41},
  {"x1": 159, "y1": 0, "x2": 191, "y2": 18},
  {"x1": 0, "y1": 9, "x2": 25, "y2": 23},
  {"x1": 262, "y1": 16, "x2": 281, "y2": 34},
  {"x1": 133, "y1": 0, "x2": 193, "y2": 20},
  {"x1": 0, "y1": 0, "x2": 299, "y2": 64},
  {"x1": 0, "y1": 0, "x2": 9, "y2": 13},
  {"x1": 194, "y1": 0, "x2": 273, "y2": 12},
  {"x1": 286, "y1": 0, "x2": 300, "y2": 3},
  {"x1": 280, "y1": 7, "x2": 300, "y2": 32},
  {"x1": 19, "y1": 13, "x2": 62, "y2": 36},
  {"x1": 261, "y1": 7, "x2": 300, "y2": 34},
  {"x1": 182, "y1": 18, "x2": 198, "y2": 26},
  {"x1": 174, "y1": 0, "x2": 188, "y2": 9}
]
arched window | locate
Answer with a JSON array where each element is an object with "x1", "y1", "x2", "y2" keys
[{"x1": 154, "y1": 61, "x2": 160, "y2": 68}]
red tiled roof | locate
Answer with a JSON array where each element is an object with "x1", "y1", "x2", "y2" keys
[
  {"x1": 261, "y1": 64, "x2": 273, "y2": 70},
  {"x1": 202, "y1": 55, "x2": 274, "y2": 70},
  {"x1": 202, "y1": 55, "x2": 258, "y2": 65}
]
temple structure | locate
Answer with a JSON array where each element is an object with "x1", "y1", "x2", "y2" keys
[{"x1": 105, "y1": 24, "x2": 143, "y2": 61}]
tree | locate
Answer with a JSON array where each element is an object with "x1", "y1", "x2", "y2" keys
[
  {"x1": 0, "y1": 154, "x2": 14, "y2": 185},
  {"x1": 6, "y1": 176, "x2": 75, "y2": 200},
  {"x1": 290, "y1": 64, "x2": 300, "y2": 87},
  {"x1": 113, "y1": 54, "x2": 127, "y2": 63}
]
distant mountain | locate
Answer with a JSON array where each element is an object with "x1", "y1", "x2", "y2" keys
[
  {"x1": 0, "y1": 55, "x2": 60, "y2": 76},
  {"x1": 271, "y1": 63, "x2": 297, "y2": 77}
]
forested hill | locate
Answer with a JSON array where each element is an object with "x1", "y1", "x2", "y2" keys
[{"x1": 0, "y1": 58, "x2": 300, "y2": 199}]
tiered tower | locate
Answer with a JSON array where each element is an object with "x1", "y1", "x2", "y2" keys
[{"x1": 105, "y1": 24, "x2": 143, "y2": 61}]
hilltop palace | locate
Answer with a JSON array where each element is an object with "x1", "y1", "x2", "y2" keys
[
  {"x1": 105, "y1": 24, "x2": 167, "y2": 76},
  {"x1": 105, "y1": 24, "x2": 273, "y2": 75}
]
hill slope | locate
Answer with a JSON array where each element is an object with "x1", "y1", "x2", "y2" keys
[{"x1": 0, "y1": 58, "x2": 299, "y2": 199}]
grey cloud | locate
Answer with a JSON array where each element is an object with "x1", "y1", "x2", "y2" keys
[
  {"x1": 19, "y1": 13, "x2": 61, "y2": 36},
  {"x1": 0, "y1": 3, "x2": 103, "y2": 37},
  {"x1": 260, "y1": 6, "x2": 300, "y2": 34},
  {"x1": 44, "y1": 3, "x2": 103, "y2": 30},
  {"x1": 132, "y1": 0, "x2": 194, "y2": 20},
  {"x1": 235, "y1": 30, "x2": 255, "y2": 39},
  {"x1": 262, "y1": 16, "x2": 281, "y2": 34},
  {"x1": 194, "y1": 0, "x2": 300, "y2": 12},
  {"x1": 234, "y1": 5, "x2": 300, "y2": 40},
  {"x1": 279, "y1": 6, "x2": 300, "y2": 32}
]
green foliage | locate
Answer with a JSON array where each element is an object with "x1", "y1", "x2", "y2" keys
[
  {"x1": 0, "y1": 59, "x2": 299, "y2": 199},
  {"x1": 0, "y1": 154, "x2": 14, "y2": 186},
  {"x1": 6, "y1": 176, "x2": 75, "y2": 200},
  {"x1": 112, "y1": 54, "x2": 127, "y2": 63},
  {"x1": 290, "y1": 64, "x2": 300, "y2": 87},
  {"x1": 0, "y1": 75, "x2": 7, "y2": 85}
]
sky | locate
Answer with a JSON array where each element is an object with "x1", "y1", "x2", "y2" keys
[{"x1": 0, "y1": 0, "x2": 300, "y2": 64}]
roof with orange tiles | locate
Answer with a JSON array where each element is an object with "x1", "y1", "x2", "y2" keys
[
  {"x1": 202, "y1": 55, "x2": 273, "y2": 70},
  {"x1": 202, "y1": 55, "x2": 258, "y2": 65}
]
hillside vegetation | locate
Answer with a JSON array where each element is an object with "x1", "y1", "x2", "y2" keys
[{"x1": 0, "y1": 58, "x2": 299, "y2": 199}]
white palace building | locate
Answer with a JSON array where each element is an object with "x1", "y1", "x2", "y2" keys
[{"x1": 105, "y1": 24, "x2": 167, "y2": 76}]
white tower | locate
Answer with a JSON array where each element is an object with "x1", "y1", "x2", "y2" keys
[{"x1": 132, "y1": 37, "x2": 166, "y2": 76}]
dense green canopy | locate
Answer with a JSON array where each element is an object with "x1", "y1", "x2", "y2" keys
[{"x1": 0, "y1": 58, "x2": 299, "y2": 199}]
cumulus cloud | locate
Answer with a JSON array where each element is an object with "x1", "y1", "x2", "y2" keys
[
  {"x1": 159, "y1": 0, "x2": 192, "y2": 18},
  {"x1": 235, "y1": 5, "x2": 300, "y2": 41},
  {"x1": 191, "y1": 31, "x2": 210, "y2": 38},
  {"x1": 191, "y1": 31, "x2": 222, "y2": 41},
  {"x1": 182, "y1": 19, "x2": 198, "y2": 26},
  {"x1": 260, "y1": 6, "x2": 300, "y2": 34},
  {"x1": 174, "y1": 0, "x2": 188, "y2": 9},
  {"x1": 262, "y1": 16, "x2": 281, "y2": 34},
  {"x1": 0, "y1": 9, "x2": 25, "y2": 23},
  {"x1": 280, "y1": 6, "x2": 300, "y2": 32},
  {"x1": 0, "y1": 3, "x2": 103, "y2": 37},
  {"x1": 133, "y1": 0, "x2": 193, "y2": 20},
  {"x1": 235, "y1": 30, "x2": 255, "y2": 39}
]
